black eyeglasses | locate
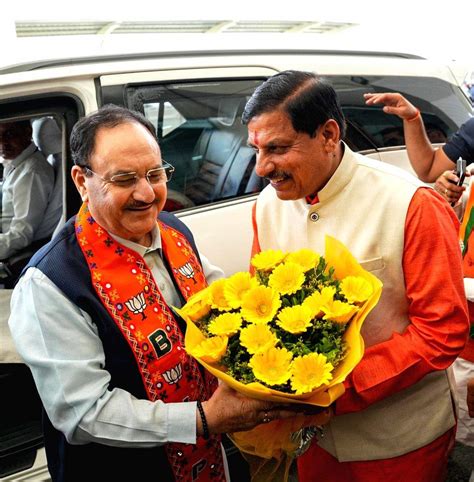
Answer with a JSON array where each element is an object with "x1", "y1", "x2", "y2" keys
[{"x1": 83, "y1": 162, "x2": 175, "y2": 188}]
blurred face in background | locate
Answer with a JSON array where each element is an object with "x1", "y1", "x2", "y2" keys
[{"x1": 0, "y1": 122, "x2": 32, "y2": 161}]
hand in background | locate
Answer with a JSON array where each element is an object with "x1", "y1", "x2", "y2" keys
[
  {"x1": 433, "y1": 169, "x2": 466, "y2": 206},
  {"x1": 364, "y1": 92, "x2": 418, "y2": 120}
]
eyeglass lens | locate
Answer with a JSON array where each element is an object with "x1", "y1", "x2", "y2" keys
[{"x1": 110, "y1": 165, "x2": 174, "y2": 187}]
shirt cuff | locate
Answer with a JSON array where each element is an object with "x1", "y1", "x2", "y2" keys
[
  {"x1": 464, "y1": 278, "x2": 474, "y2": 302},
  {"x1": 166, "y1": 401, "x2": 197, "y2": 444}
]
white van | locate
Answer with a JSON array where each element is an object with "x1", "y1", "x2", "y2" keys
[{"x1": 0, "y1": 46, "x2": 472, "y2": 481}]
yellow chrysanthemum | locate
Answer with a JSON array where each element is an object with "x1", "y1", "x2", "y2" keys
[
  {"x1": 240, "y1": 324, "x2": 278, "y2": 354},
  {"x1": 182, "y1": 288, "x2": 212, "y2": 321},
  {"x1": 224, "y1": 272, "x2": 259, "y2": 309},
  {"x1": 320, "y1": 285, "x2": 337, "y2": 300},
  {"x1": 208, "y1": 279, "x2": 233, "y2": 311},
  {"x1": 302, "y1": 286, "x2": 336, "y2": 318},
  {"x1": 268, "y1": 262, "x2": 305, "y2": 295},
  {"x1": 189, "y1": 336, "x2": 228, "y2": 363},
  {"x1": 208, "y1": 313, "x2": 242, "y2": 337},
  {"x1": 251, "y1": 249, "x2": 286, "y2": 271},
  {"x1": 276, "y1": 305, "x2": 313, "y2": 334},
  {"x1": 249, "y1": 346, "x2": 293, "y2": 386},
  {"x1": 290, "y1": 353, "x2": 334, "y2": 394},
  {"x1": 241, "y1": 286, "x2": 281, "y2": 324},
  {"x1": 340, "y1": 276, "x2": 374, "y2": 304},
  {"x1": 286, "y1": 249, "x2": 320, "y2": 272},
  {"x1": 322, "y1": 299, "x2": 359, "y2": 324}
]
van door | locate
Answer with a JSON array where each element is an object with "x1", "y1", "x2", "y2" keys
[{"x1": 0, "y1": 97, "x2": 80, "y2": 481}]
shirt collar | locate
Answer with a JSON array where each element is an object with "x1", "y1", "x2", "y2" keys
[
  {"x1": 305, "y1": 194, "x2": 319, "y2": 205},
  {"x1": 110, "y1": 224, "x2": 162, "y2": 257},
  {"x1": 8, "y1": 143, "x2": 37, "y2": 169},
  {"x1": 316, "y1": 142, "x2": 356, "y2": 204},
  {"x1": 304, "y1": 143, "x2": 348, "y2": 206}
]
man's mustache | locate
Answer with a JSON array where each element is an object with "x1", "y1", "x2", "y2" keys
[
  {"x1": 265, "y1": 170, "x2": 289, "y2": 181},
  {"x1": 125, "y1": 200, "x2": 157, "y2": 209}
]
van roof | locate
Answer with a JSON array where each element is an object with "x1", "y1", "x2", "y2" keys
[
  {"x1": 0, "y1": 48, "x2": 425, "y2": 75},
  {"x1": 2, "y1": 30, "x2": 431, "y2": 73}
]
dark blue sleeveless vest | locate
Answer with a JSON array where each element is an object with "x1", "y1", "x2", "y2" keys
[{"x1": 27, "y1": 212, "x2": 202, "y2": 482}]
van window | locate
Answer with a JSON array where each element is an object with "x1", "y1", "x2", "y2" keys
[
  {"x1": 144, "y1": 101, "x2": 187, "y2": 137},
  {"x1": 329, "y1": 75, "x2": 470, "y2": 149},
  {"x1": 103, "y1": 79, "x2": 264, "y2": 211},
  {"x1": 102, "y1": 74, "x2": 472, "y2": 212}
]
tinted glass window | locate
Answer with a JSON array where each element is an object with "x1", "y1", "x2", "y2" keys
[
  {"x1": 328, "y1": 75, "x2": 472, "y2": 149},
  {"x1": 121, "y1": 79, "x2": 264, "y2": 211},
  {"x1": 102, "y1": 74, "x2": 474, "y2": 212}
]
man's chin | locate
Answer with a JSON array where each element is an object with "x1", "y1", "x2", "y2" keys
[
  {"x1": 274, "y1": 189, "x2": 299, "y2": 201},
  {"x1": 124, "y1": 222, "x2": 156, "y2": 245},
  {"x1": 123, "y1": 212, "x2": 157, "y2": 230}
]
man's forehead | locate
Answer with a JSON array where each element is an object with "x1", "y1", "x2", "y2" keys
[
  {"x1": 91, "y1": 128, "x2": 161, "y2": 172},
  {"x1": 247, "y1": 111, "x2": 294, "y2": 141},
  {"x1": 247, "y1": 129, "x2": 295, "y2": 148},
  {"x1": 248, "y1": 131, "x2": 259, "y2": 146}
]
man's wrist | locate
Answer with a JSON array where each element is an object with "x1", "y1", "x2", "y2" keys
[
  {"x1": 196, "y1": 400, "x2": 210, "y2": 439},
  {"x1": 404, "y1": 109, "x2": 420, "y2": 122},
  {"x1": 196, "y1": 405, "x2": 204, "y2": 436}
]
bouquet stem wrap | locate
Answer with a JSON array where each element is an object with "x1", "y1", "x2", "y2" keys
[{"x1": 179, "y1": 236, "x2": 382, "y2": 481}]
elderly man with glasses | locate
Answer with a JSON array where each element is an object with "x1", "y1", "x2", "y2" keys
[{"x1": 8, "y1": 105, "x2": 299, "y2": 482}]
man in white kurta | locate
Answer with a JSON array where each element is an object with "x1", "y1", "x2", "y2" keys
[{"x1": 242, "y1": 70, "x2": 469, "y2": 482}]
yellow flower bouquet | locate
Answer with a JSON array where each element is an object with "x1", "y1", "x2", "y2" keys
[{"x1": 179, "y1": 236, "x2": 382, "y2": 478}]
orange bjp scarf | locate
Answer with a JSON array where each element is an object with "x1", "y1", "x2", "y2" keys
[{"x1": 75, "y1": 203, "x2": 225, "y2": 481}]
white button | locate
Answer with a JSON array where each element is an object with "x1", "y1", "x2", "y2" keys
[
  {"x1": 310, "y1": 212, "x2": 319, "y2": 222},
  {"x1": 159, "y1": 283, "x2": 166, "y2": 291}
]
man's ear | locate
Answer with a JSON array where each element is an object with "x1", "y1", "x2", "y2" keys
[
  {"x1": 71, "y1": 165, "x2": 89, "y2": 202},
  {"x1": 320, "y1": 119, "x2": 341, "y2": 152}
]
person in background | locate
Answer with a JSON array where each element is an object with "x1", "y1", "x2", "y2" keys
[
  {"x1": 242, "y1": 70, "x2": 469, "y2": 482},
  {"x1": 8, "y1": 105, "x2": 301, "y2": 482},
  {"x1": 0, "y1": 120, "x2": 56, "y2": 263},
  {"x1": 380, "y1": 125, "x2": 405, "y2": 147},
  {"x1": 364, "y1": 91, "x2": 474, "y2": 448},
  {"x1": 425, "y1": 122, "x2": 447, "y2": 144}
]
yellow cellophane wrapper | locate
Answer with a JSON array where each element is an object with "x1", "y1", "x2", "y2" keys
[{"x1": 179, "y1": 236, "x2": 382, "y2": 481}]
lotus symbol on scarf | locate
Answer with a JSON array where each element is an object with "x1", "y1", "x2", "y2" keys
[
  {"x1": 162, "y1": 362, "x2": 183, "y2": 385},
  {"x1": 125, "y1": 292, "x2": 147, "y2": 320},
  {"x1": 178, "y1": 262, "x2": 197, "y2": 284}
]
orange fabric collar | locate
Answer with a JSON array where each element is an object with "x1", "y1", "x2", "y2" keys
[{"x1": 305, "y1": 194, "x2": 319, "y2": 205}]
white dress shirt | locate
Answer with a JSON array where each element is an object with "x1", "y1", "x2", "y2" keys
[
  {"x1": 1, "y1": 143, "x2": 56, "y2": 259},
  {"x1": 9, "y1": 225, "x2": 224, "y2": 450}
]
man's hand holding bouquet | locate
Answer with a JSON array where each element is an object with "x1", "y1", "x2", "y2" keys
[{"x1": 178, "y1": 236, "x2": 382, "y2": 479}]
